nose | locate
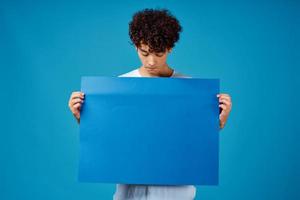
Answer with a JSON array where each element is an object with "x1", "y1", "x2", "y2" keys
[{"x1": 147, "y1": 55, "x2": 156, "y2": 67}]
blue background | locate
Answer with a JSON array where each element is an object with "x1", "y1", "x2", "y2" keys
[{"x1": 0, "y1": 0, "x2": 299, "y2": 199}]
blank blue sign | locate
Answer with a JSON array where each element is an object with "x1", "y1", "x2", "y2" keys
[{"x1": 79, "y1": 77, "x2": 220, "y2": 185}]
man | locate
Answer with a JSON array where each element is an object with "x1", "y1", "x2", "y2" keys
[{"x1": 68, "y1": 8, "x2": 232, "y2": 200}]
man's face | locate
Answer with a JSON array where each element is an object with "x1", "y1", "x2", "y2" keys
[{"x1": 137, "y1": 43, "x2": 171, "y2": 74}]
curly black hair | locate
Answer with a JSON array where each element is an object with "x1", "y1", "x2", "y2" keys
[{"x1": 129, "y1": 8, "x2": 182, "y2": 53}]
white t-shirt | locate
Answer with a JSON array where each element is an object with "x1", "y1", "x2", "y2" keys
[
  {"x1": 118, "y1": 68, "x2": 189, "y2": 78},
  {"x1": 113, "y1": 68, "x2": 196, "y2": 200}
]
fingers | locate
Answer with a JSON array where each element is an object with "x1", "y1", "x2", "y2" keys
[
  {"x1": 219, "y1": 98, "x2": 230, "y2": 105},
  {"x1": 218, "y1": 93, "x2": 232, "y2": 115},
  {"x1": 70, "y1": 91, "x2": 85, "y2": 100},
  {"x1": 73, "y1": 102, "x2": 82, "y2": 111},
  {"x1": 219, "y1": 100, "x2": 231, "y2": 113},
  {"x1": 219, "y1": 104, "x2": 229, "y2": 124},
  {"x1": 69, "y1": 92, "x2": 84, "y2": 103},
  {"x1": 72, "y1": 98, "x2": 84, "y2": 105},
  {"x1": 217, "y1": 93, "x2": 231, "y2": 100},
  {"x1": 68, "y1": 91, "x2": 85, "y2": 117},
  {"x1": 217, "y1": 93, "x2": 232, "y2": 108},
  {"x1": 219, "y1": 103, "x2": 227, "y2": 112},
  {"x1": 217, "y1": 93, "x2": 232, "y2": 129},
  {"x1": 219, "y1": 99, "x2": 232, "y2": 112}
]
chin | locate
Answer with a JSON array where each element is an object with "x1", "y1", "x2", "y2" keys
[{"x1": 146, "y1": 67, "x2": 157, "y2": 72}]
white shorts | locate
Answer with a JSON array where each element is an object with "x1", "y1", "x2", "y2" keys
[{"x1": 113, "y1": 184, "x2": 196, "y2": 200}]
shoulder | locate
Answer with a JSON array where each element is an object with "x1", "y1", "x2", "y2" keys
[{"x1": 172, "y1": 70, "x2": 192, "y2": 78}]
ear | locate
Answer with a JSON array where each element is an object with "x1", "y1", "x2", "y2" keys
[{"x1": 168, "y1": 48, "x2": 172, "y2": 53}]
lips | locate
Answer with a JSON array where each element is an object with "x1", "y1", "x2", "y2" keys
[{"x1": 145, "y1": 66, "x2": 156, "y2": 69}]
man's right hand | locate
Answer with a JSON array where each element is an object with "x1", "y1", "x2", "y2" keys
[{"x1": 68, "y1": 91, "x2": 85, "y2": 123}]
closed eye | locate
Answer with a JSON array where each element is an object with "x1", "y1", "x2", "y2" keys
[{"x1": 155, "y1": 53, "x2": 164, "y2": 57}]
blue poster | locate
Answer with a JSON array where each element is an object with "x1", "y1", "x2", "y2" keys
[{"x1": 79, "y1": 77, "x2": 220, "y2": 185}]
